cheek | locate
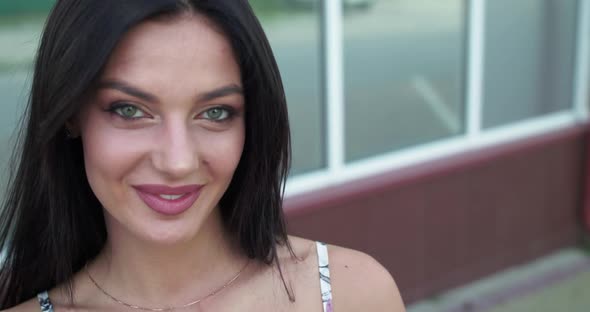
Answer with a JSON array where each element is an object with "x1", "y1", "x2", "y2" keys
[
  {"x1": 80, "y1": 116, "x2": 147, "y2": 203},
  {"x1": 200, "y1": 126, "x2": 245, "y2": 176}
]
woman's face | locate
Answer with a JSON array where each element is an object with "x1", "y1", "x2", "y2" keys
[{"x1": 78, "y1": 14, "x2": 245, "y2": 244}]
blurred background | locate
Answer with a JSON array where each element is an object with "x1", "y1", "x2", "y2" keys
[{"x1": 1, "y1": 0, "x2": 589, "y2": 311}]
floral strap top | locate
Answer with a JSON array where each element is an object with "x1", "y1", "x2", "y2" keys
[
  {"x1": 316, "y1": 241, "x2": 333, "y2": 312},
  {"x1": 36, "y1": 291, "x2": 53, "y2": 312},
  {"x1": 37, "y1": 241, "x2": 333, "y2": 312}
]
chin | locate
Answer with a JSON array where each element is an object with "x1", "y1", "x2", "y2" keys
[
  {"x1": 138, "y1": 221, "x2": 200, "y2": 245},
  {"x1": 104, "y1": 209, "x2": 202, "y2": 247}
]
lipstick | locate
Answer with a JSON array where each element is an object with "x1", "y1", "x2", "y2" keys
[{"x1": 133, "y1": 184, "x2": 202, "y2": 216}]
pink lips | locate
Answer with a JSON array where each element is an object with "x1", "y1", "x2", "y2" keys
[{"x1": 133, "y1": 184, "x2": 203, "y2": 216}]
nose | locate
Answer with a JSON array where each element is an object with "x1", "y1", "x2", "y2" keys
[{"x1": 152, "y1": 120, "x2": 199, "y2": 179}]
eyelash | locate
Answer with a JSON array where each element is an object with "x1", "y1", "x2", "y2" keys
[{"x1": 105, "y1": 102, "x2": 237, "y2": 122}]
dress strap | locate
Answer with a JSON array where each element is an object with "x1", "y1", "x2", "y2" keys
[
  {"x1": 37, "y1": 291, "x2": 54, "y2": 312},
  {"x1": 316, "y1": 241, "x2": 333, "y2": 312}
]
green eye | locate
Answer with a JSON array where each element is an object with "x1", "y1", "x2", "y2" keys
[
  {"x1": 203, "y1": 107, "x2": 230, "y2": 121},
  {"x1": 112, "y1": 104, "x2": 145, "y2": 119}
]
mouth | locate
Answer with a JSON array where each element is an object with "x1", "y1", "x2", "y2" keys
[
  {"x1": 133, "y1": 184, "x2": 203, "y2": 216},
  {"x1": 158, "y1": 194, "x2": 185, "y2": 200}
]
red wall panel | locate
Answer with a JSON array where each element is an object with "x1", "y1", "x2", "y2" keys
[{"x1": 285, "y1": 125, "x2": 587, "y2": 303}]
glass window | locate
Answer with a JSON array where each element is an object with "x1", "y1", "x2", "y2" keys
[
  {"x1": 483, "y1": 0, "x2": 578, "y2": 128},
  {"x1": 344, "y1": 0, "x2": 466, "y2": 162},
  {"x1": 252, "y1": 1, "x2": 325, "y2": 175}
]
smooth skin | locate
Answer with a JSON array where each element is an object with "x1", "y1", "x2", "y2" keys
[{"x1": 5, "y1": 13, "x2": 405, "y2": 312}]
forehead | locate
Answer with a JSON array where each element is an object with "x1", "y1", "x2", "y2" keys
[{"x1": 100, "y1": 13, "x2": 241, "y2": 94}]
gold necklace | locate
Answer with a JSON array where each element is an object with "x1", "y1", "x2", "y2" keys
[{"x1": 85, "y1": 260, "x2": 250, "y2": 311}]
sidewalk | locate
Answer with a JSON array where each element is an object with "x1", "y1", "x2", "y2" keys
[
  {"x1": 408, "y1": 248, "x2": 590, "y2": 312},
  {"x1": 488, "y1": 269, "x2": 590, "y2": 312}
]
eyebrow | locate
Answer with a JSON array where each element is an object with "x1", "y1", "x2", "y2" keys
[
  {"x1": 98, "y1": 80, "x2": 157, "y2": 102},
  {"x1": 198, "y1": 84, "x2": 243, "y2": 102},
  {"x1": 98, "y1": 80, "x2": 243, "y2": 103}
]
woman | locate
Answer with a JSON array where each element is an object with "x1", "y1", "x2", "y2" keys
[{"x1": 0, "y1": 0, "x2": 405, "y2": 311}]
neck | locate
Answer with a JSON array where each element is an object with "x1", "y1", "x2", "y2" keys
[{"x1": 89, "y1": 209, "x2": 247, "y2": 308}]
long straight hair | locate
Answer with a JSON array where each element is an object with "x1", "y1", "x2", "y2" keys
[{"x1": 0, "y1": 0, "x2": 292, "y2": 308}]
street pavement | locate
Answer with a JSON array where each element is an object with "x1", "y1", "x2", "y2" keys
[{"x1": 408, "y1": 247, "x2": 590, "y2": 312}]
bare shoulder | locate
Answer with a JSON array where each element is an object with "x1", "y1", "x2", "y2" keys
[
  {"x1": 1, "y1": 297, "x2": 41, "y2": 312},
  {"x1": 325, "y1": 243, "x2": 406, "y2": 312},
  {"x1": 283, "y1": 236, "x2": 405, "y2": 311}
]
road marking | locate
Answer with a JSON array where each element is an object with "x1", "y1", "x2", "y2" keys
[{"x1": 412, "y1": 75, "x2": 461, "y2": 133}]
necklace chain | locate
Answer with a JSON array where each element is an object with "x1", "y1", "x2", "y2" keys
[{"x1": 85, "y1": 260, "x2": 250, "y2": 311}]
